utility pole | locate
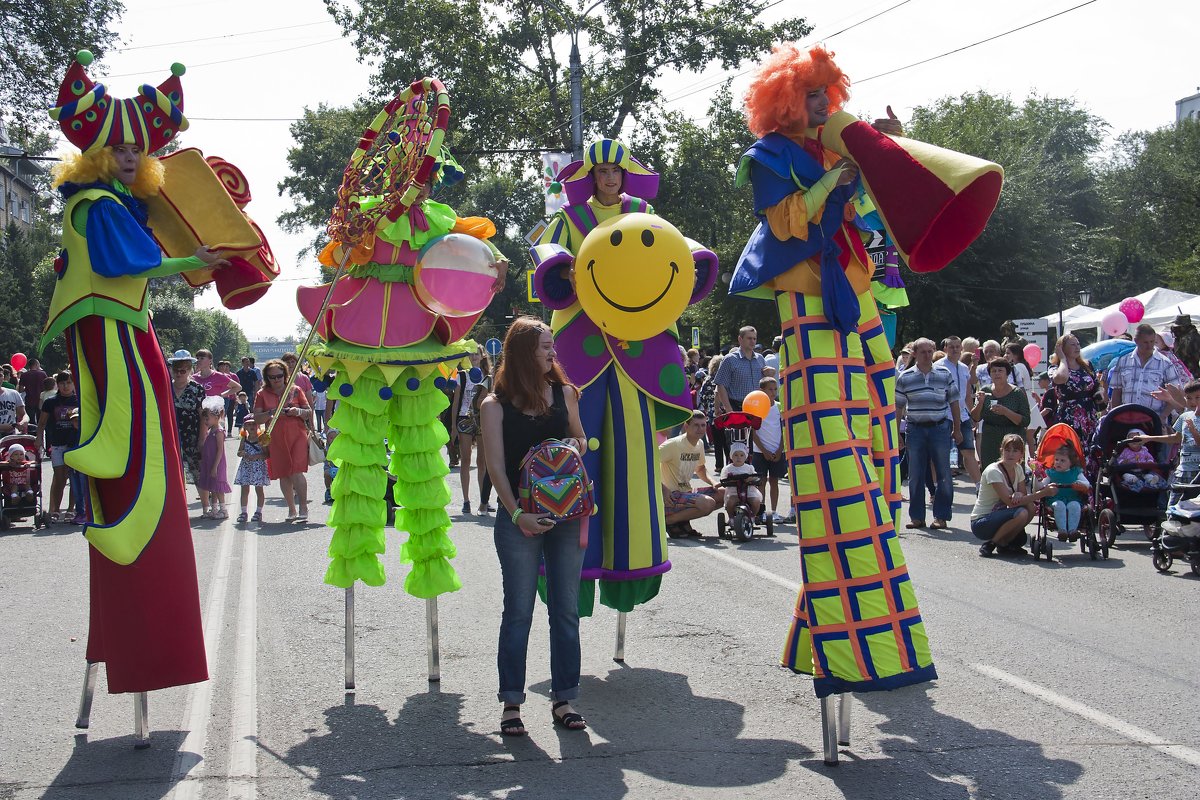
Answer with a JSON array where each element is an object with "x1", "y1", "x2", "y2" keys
[{"x1": 570, "y1": 40, "x2": 584, "y2": 160}]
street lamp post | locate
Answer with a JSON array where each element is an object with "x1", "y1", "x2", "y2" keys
[
  {"x1": 1056, "y1": 287, "x2": 1092, "y2": 340},
  {"x1": 550, "y1": 0, "x2": 606, "y2": 160}
]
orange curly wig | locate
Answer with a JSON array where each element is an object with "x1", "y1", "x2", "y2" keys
[{"x1": 744, "y1": 45, "x2": 851, "y2": 138}]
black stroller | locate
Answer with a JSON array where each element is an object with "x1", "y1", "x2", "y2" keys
[{"x1": 1089, "y1": 404, "x2": 1173, "y2": 550}]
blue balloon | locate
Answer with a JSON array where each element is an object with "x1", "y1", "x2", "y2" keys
[
  {"x1": 468, "y1": 367, "x2": 484, "y2": 384},
  {"x1": 1080, "y1": 339, "x2": 1135, "y2": 372}
]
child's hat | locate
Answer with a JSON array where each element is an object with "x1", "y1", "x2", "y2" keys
[
  {"x1": 1128, "y1": 428, "x2": 1146, "y2": 438},
  {"x1": 7, "y1": 443, "x2": 25, "y2": 456},
  {"x1": 730, "y1": 441, "x2": 749, "y2": 455}
]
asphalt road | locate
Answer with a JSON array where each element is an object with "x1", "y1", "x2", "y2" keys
[{"x1": 1, "y1": 444, "x2": 1197, "y2": 799}]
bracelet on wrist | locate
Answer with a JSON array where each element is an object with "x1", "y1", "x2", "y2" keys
[{"x1": 511, "y1": 507, "x2": 524, "y2": 524}]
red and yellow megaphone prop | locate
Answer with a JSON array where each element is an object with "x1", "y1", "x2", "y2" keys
[{"x1": 820, "y1": 111, "x2": 1003, "y2": 273}]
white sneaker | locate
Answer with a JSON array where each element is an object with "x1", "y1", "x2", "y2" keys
[{"x1": 771, "y1": 512, "x2": 786, "y2": 523}]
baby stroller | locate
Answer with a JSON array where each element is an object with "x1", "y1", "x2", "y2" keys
[
  {"x1": 0, "y1": 433, "x2": 45, "y2": 531},
  {"x1": 1090, "y1": 403, "x2": 1173, "y2": 551},
  {"x1": 1153, "y1": 487, "x2": 1200, "y2": 576},
  {"x1": 713, "y1": 412, "x2": 774, "y2": 541},
  {"x1": 1031, "y1": 424, "x2": 1095, "y2": 561}
]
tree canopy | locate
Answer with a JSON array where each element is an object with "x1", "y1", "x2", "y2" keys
[{"x1": 1, "y1": 0, "x2": 125, "y2": 136}]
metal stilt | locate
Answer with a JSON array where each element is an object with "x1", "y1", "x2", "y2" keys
[
  {"x1": 838, "y1": 693, "x2": 852, "y2": 746},
  {"x1": 133, "y1": 692, "x2": 149, "y2": 749},
  {"x1": 75, "y1": 662, "x2": 99, "y2": 729},
  {"x1": 426, "y1": 598, "x2": 440, "y2": 682},
  {"x1": 821, "y1": 695, "x2": 839, "y2": 766},
  {"x1": 613, "y1": 612, "x2": 627, "y2": 662},
  {"x1": 345, "y1": 586, "x2": 355, "y2": 690}
]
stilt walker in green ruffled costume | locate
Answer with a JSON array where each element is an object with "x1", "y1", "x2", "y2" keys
[{"x1": 291, "y1": 79, "x2": 508, "y2": 682}]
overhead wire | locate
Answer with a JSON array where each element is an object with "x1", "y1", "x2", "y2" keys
[
  {"x1": 115, "y1": 20, "x2": 335, "y2": 51},
  {"x1": 855, "y1": 0, "x2": 1100, "y2": 84}
]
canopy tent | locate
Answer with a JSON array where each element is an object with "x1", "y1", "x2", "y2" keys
[
  {"x1": 1039, "y1": 304, "x2": 1099, "y2": 339},
  {"x1": 1063, "y1": 288, "x2": 1199, "y2": 340}
]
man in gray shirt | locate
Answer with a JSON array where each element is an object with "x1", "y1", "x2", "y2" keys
[{"x1": 895, "y1": 338, "x2": 962, "y2": 530}]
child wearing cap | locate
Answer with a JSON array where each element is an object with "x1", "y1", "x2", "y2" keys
[
  {"x1": 1, "y1": 443, "x2": 35, "y2": 504},
  {"x1": 1115, "y1": 429, "x2": 1168, "y2": 492},
  {"x1": 720, "y1": 441, "x2": 762, "y2": 517}
]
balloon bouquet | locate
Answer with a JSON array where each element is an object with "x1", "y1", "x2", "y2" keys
[{"x1": 287, "y1": 78, "x2": 507, "y2": 687}]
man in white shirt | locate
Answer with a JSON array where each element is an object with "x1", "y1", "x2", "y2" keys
[
  {"x1": 934, "y1": 336, "x2": 980, "y2": 484},
  {"x1": 750, "y1": 376, "x2": 791, "y2": 523},
  {"x1": 659, "y1": 411, "x2": 723, "y2": 537}
]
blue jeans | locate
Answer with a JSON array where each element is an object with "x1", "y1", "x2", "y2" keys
[
  {"x1": 494, "y1": 511, "x2": 585, "y2": 705},
  {"x1": 1051, "y1": 500, "x2": 1081, "y2": 533},
  {"x1": 905, "y1": 419, "x2": 954, "y2": 522}
]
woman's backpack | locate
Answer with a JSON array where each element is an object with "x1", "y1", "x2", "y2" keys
[{"x1": 517, "y1": 439, "x2": 595, "y2": 522}]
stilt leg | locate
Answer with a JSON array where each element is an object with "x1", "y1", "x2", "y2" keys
[
  {"x1": 838, "y1": 693, "x2": 851, "y2": 746},
  {"x1": 613, "y1": 612, "x2": 627, "y2": 663},
  {"x1": 426, "y1": 597, "x2": 440, "y2": 682},
  {"x1": 133, "y1": 692, "x2": 149, "y2": 749},
  {"x1": 345, "y1": 586, "x2": 355, "y2": 691},
  {"x1": 821, "y1": 695, "x2": 839, "y2": 766},
  {"x1": 75, "y1": 661, "x2": 99, "y2": 729}
]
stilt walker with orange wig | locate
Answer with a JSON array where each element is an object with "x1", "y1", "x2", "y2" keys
[
  {"x1": 43, "y1": 50, "x2": 278, "y2": 744},
  {"x1": 731, "y1": 44, "x2": 1003, "y2": 758}
]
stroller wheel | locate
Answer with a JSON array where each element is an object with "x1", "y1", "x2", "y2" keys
[
  {"x1": 733, "y1": 513, "x2": 751, "y2": 542},
  {"x1": 716, "y1": 512, "x2": 726, "y2": 539},
  {"x1": 1086, "y1": 530, "x2": 1098, "y2": 560},
  {"x1": 1191, "y1": 558, "x2": 1200, "y2": 577},
  {"x1": 0, "y1": 514, "x2": 9, "y2": 531},
  {"x1": 1043, "y1": 538, "x2": 1052, "y2": 562},
  {"x1": 1031, "y1": 536, "x2": 1041, "y2": 561},
  {"x1": 1096, "y1": 509, "x2": 1115, "y2": 555},
  {"x1": 1152, "y1": 546, "x2": 1172, "y2": 573}
]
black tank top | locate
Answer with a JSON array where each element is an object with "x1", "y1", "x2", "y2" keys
[{"x1": 501, "y1": 383, "x2": 569, "y2": 491}]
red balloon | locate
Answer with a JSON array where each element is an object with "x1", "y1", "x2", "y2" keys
[
  {"x1": 9, "y1": 352, "x2": 26, "y2": 371},
  {"x1": 1022, "y1": 343, "x2": 1041, "y2": 370}
]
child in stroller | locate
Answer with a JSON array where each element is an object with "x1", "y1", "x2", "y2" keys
[
  {"x1": 713, "y1": 412, "x2": 773, "y2": 540},
  {"x1": 1092, "y1": 403, "x2": 1174, "y2": 546},
  {"x1": 0, "y1": 434, "x2": 44, "y2": 530},
  {"x1": 1031, "y1": 424, "x2": 1092, "y2": 560}
]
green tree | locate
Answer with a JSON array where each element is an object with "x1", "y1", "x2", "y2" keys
[
  {"x1": 1100, "y1": 119, "x2": 1200, "y2": 295},
  {"x1": 1, "y1": 0, "x2": 125, "y2": 135},
  {"x1": 899, "y1": 92, "x2": 1111, "y2": 345},
  {"x1": 324, "y1": 0, "x2": 809, "y2": 153},
  {"x1": 0, "y1": 223, "x2": 64, "y2": 366}
]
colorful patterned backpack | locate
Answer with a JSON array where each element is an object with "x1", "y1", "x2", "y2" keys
[{"x1": 517, "y1": 439, "x2": 595, "y2": 522}]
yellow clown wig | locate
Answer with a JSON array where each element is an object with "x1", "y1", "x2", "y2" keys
[
  {"x1": 744, "y1": 44, "x2": 851, "y2": 138},
  {"x1": 51, "y1": 148, "x2": 165, "y2": 199}
]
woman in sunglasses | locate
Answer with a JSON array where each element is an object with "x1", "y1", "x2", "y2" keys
[{"x1": 253, "y1": 358, "x2": 312, "y2": 522}]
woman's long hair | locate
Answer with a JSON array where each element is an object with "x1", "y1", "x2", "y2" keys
[
  {"x1": 491, "y1": 317, "x2": 575, "y2": 415},
  {"x1": 1052, "y1": 334, "x2": 1094, "y2": 377}
]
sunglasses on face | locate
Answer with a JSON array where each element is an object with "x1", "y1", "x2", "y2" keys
[{"x1": 266, "y1": 373, "x2": 286, "y2": 379}]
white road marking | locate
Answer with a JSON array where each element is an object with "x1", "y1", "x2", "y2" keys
[
  {"x1": 169, "y1": 521, "x2": 237, "y2": 800},
  {"x1": 686, "y1": 544, "x2": 802, "y2": 593},
  {"x1": 974, "y1": 664, "x2": 1200, "y2": 767},
  {"x1": 228, "y1": 529, "x2": 259, "y2": 799}
]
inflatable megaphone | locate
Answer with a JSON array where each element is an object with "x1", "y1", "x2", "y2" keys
[{"x1": 820, "y1": 111, "x2": 1003, "y2": 273}]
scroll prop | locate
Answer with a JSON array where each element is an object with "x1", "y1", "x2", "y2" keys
[{"x1": 819, "y1": 110, "x2": 1003, "y2": 273}]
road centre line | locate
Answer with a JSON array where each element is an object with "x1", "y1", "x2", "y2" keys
[
  {"x1": 687, "y1": 544, "x2": 1200, "y2": 768},
  {"x1": 168, "y1": 522, "x2": 236, "y2": 800},
  {"x1": 228, "y1": 529, "x2": 259, "y2": 800},
  {"x1": 685, "y1": 544, "x2": 802, "y2": 593},
  {"x1": 973, "y1": 664, "x2": 1200, "y2": 767}
]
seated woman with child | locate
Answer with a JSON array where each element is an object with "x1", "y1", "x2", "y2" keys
[{"x1": 971, "y1": 433, "x2": 1057, "y2": 557}]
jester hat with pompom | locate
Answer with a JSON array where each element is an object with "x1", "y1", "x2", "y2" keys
[{"x1": 50, "y1": 49, "x2": 188, "y2": 154}]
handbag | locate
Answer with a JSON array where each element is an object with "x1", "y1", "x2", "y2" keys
[{"x1": 307, "y1": 430, "x2": 325, "y2": 466}]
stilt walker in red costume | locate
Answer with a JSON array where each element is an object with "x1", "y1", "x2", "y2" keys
[
  {"x1": 41, "y1": 49, "x2": 252, "y2": 743},
  {"x1": 732, "y1": 45, "x2": 1003, "y2": 763}
]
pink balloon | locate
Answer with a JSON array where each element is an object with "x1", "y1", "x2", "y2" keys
[
  {"x1": 1102, "y1": 310, "x2": 1129, "y2": 338},
  {"x1": 1118, "y1": 297, "x2": 1144, "y2": 324},
  {"x1": 1022, "y1": 343, "x2": 1042, "y2": 369},
  {"x1": 9, "y1": 352, "x2": 26, "y2": 371}
]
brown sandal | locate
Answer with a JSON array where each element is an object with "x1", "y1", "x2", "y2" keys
[{"x1": 930, "y1": 520, "x2": 948, "y2": 530}]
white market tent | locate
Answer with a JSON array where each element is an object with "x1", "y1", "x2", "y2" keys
[
  {"x1": 1039, "y1": 304, "x2": 1099, "y2": 339},
  {"x1": 1061, "y1": 287, "x2": 1200, "y2": 340}
]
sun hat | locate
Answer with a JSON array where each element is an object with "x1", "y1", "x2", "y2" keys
[
  {"x1": 166, "y1": 349, "x2": 197, "y2": 365},
  {"x1": 730, "y1": 442, "x2": 749, "y2": 455}
]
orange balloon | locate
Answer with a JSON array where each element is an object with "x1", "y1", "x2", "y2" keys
[{"x1": 742, "y1": 390, "x2": 771, "y2": 419}]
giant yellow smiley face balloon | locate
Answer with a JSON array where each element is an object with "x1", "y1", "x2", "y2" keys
[{"x1": 574, "y1": 213, "x2": 693, "y2": 342}]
